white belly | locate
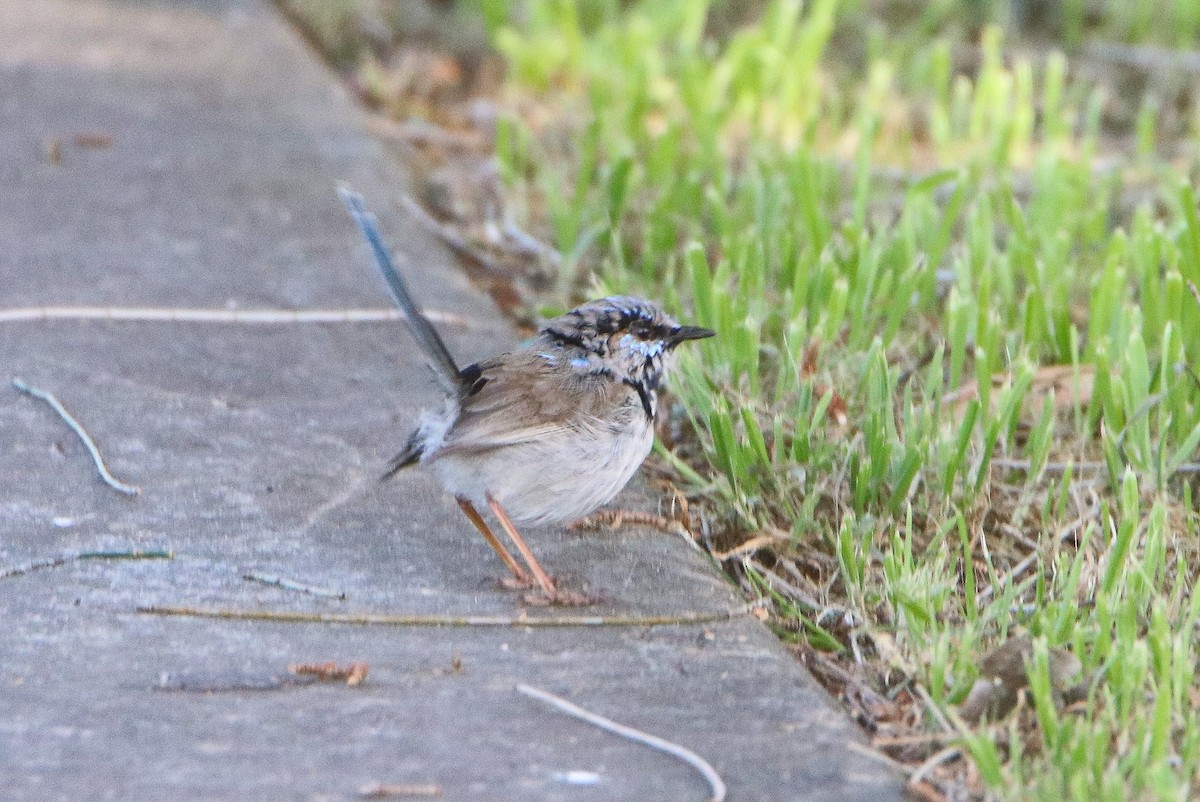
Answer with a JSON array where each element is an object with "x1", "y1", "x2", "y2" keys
[{"x1": 429, "y1": 415, "x2": 655, "y2": 525}]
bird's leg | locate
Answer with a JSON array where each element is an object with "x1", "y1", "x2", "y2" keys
[
  {"x1": 486, "y1": 495, "x2": 558, "y2": 598},
  {"x1": 456, "y1": 498, "x2": 532, "y2": 585}
]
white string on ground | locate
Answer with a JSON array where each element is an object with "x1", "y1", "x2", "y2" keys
[
  {"x1": 516, "y1": 683, "x2": 726, "y2": 802},
  {"x1": 12, "y1": 377, "x2": 141, "y2": 496},
  {"x1": 0, "y1": 306, "x2": 467, "y2": 325}
]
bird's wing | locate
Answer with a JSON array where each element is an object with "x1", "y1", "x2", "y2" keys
[{"x1": 431, "y1": 352, "x2": 634, "y2": 457}]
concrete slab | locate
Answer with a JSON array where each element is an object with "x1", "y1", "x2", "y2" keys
[{"x1": 0, "y1": 2, "x2": 905, "y2": 800}]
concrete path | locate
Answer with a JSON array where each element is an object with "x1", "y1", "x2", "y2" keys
[{"x1": 0, "y1": 2, "x2": 904, "y2": 800}]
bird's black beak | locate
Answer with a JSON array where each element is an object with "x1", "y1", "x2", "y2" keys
[{"x1": 668, "y1": 325, "x2": 717, "y2": 345}]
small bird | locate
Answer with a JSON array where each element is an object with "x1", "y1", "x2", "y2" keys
[{"x1": 340, "y1": 188, "x2": 714, "y2": 604}]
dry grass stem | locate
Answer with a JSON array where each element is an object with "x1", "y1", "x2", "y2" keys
[
  {"x1": 0, "y1": 549, "x2": 173, "y2": 580},
  {"x1": 975, "y1": 503, "x2": 1101, "y2": 607},
  {"x1": 710, "y1": 530, "x2": 791, "y2": 561},
  {"x1": 243, "y1": 571, "x2": 347, "y2": 600},
  {"x1": 398, "y1": 194, "x2": 511, "y2": 278},
  {"x1": 137, "y1": 604, "x2": 748, "y2": 628},
  {"x1": 908, "y1": 746, "x2": 963, "y2": 788},
  {"x1": 845, "y1": 741, "x2": 914, "y2": 773}
]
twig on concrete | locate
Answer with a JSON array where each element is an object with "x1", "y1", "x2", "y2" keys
[
  {"x1": 243, "y1": 571, "x2": 347, "y2": 600},
  {"x1": 137, "y1": 604, "x2": 748, "y2": 628},
  {"x1": 0, "y1": 306, "x2": 467, "y2": 326},
  {"x1": 516, "y1": 683, "x2": 726, "y2": 802},
  {"x1": 12, "y1": 377, "x2": 141, "y2": 496},
  {"x1": 0, "y1": 548, "x2": 172, "y2": 580}
]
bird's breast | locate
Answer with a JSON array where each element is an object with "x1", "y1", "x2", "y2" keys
[{"x1": 429, "y1": 409, "x2": 655, "y2": 525}]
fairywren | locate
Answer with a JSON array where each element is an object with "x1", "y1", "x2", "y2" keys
[{"x1": 340, "y1": 188, "x2": 714, "y2": 604}]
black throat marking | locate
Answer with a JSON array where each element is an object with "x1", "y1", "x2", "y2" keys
[{"x1": 624, "y1": 377, "x2": 654, "y2": 420}]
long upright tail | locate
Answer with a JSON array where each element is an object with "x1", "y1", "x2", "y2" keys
[{"x1": 338, "y1": 186, "x2": 464, "y2": 393}]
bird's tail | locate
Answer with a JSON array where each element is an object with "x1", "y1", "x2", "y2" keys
[
  {"x1": 339, "y1": 186, "x2": 463, "y2": 393},
  {"x1": 381, "y1": 433, "x2": 423, "y2": 480}
]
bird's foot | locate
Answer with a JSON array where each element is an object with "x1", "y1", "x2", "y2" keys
[
  {"x1": 498, "y1": 574, "x2": 540, "y2": 590},
  {"x1": 497, "y1": 573, "x2": 593, "y2": 605}
]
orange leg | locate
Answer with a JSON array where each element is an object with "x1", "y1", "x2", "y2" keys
[
  {"x1": 486, "y1": 495, "x2": 557, "y2": 598},
  {"x1": 456, "y1": 498, "x2": 531, "y2": 584}
]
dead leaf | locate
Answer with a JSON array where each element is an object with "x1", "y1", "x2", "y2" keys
[
  {"x1": 288, "y1": 661, "x2": 369, "y2": 686},
  {"x1": 800, "y1": 339, "x2": 821, "y2": 378}
]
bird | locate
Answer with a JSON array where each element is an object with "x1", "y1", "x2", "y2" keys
[{"x1": 339, "y1": 187, "x2": 714, "y2": 604}]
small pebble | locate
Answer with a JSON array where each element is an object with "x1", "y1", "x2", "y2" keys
[{"x1": 552, "y1": 770, "x2": 601, "y2": 786}]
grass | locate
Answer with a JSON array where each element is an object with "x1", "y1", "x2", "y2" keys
[
  {"x1": 283, "y1": 0, "x2": 1200, "y2": 798},
  {"x1": 480, "y1": 1, "x2": 1200, "y2": 799}
]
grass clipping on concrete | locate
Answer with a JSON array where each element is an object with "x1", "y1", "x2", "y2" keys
[{"x1": 289, "y1": 0, "x2": 1200, "y2": 798}]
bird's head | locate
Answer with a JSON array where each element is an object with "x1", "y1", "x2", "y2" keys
[{"x1": 541, "y1": 296, "x2": 714, "y2": 390}]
